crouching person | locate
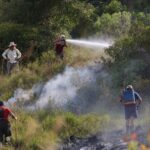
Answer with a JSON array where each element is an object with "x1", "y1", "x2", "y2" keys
[
  {"x1": 120, "y1": 85, "x2": 142, "y2": 134},
  {"x1": 0, "y1": 101, "x2": 17, "y2": 144}
]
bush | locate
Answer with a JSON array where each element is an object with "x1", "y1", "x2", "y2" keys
[
  {"x1": 0, "y1": 23, "x2": 38, "y2": 53},
  {"x1": 104, "y1": 0, "x2": 125, "y2": 14},
  {"x1": 59, "y1": 112, "x2": 109, "y2": 139},
  {"x1": 95, "y1": 11, "x2": 131, "y2": 37}
]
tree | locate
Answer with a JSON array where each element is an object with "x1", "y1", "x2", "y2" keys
[
  {"x1": 95, "y1": 11, "x2": 131, "y2": 37},
  {"x1": 0, "y1": 0, "x2": 97, "y2": 60},
  {"x1": 104, "y1": 0, "x2": 125, "y2": 14}
]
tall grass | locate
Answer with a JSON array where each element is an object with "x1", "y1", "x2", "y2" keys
[
  {"x1": 0, "y1": 46, "x2": 104, "y2": 100},
  {"x1": 0, "y1": 46, "x2": 110, "y2": 149},
  {"x1": 0, "y1": 50, "x2": 65, "y2": 100},
  {"x1": 0, "y1": 110, "x2": 109, "y2": 149}
]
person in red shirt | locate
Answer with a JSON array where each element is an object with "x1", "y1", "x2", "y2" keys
[
  {"x1": 0, "y1": 101, "x2": 17, "y2": 143},
  {"x1": 54, "y1": 35, "x2": 67, "y2": 60}
]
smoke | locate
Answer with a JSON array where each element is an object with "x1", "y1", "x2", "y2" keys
[
  {"x1": 6, "y1": 89, "x2": 32, "y2": 107},
  {"x1": 36, "y1": 66, "x2": 95, "y2": 108},
  {"x1": 6, "y1": 84, "x2": 44, "y2": 107},
  {"x1": 6, "y1": 38, "x2": 115, "y2": 112},
  {"x1": 34, "y1": 64, "x2": 109, "y2": 110},
  {"x1": 8, "y1": 63, "x2": 115, "y2": 113}
]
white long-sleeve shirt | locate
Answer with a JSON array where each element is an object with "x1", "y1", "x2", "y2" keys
[{"x1": 2, "y1": 48, "x2": 22, "y2": 63}]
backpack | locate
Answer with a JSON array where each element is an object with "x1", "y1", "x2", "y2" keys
[
  {"x1": 122, "y1": 89, "x2": 135, "y2": 103},
  {"x1": 0, "y1": 108, "x2": 4, "y2": 118}
]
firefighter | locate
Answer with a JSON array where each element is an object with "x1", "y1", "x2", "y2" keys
[
  {"x1": 0, "y1": 101, "x2": 17, "y2": 144},
  {"x1": 54, "y1": 35, "x2": 67, "y2": 60},
  {"x1": 120, "y1": 85, "x2": 142, "y2": 134}
]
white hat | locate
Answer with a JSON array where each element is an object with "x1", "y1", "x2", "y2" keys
[
  {"x1": 126, "y1": 85, "x2": 133, "y2": 89},
  {"x1": 60, "y1": 35, "x2": 65, "y2": 39},
  {"x1": 8, "y1": 42, "x2": 16, "y2": 47}
]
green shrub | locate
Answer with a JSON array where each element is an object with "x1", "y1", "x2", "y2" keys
[
  {"x1": 59, "y1": 112, "x2": 109, "y2": 139},
  {"x1": 0, "y1": 23, "x2": 38, "y2": 52},
  {"x1": 104, "y1": 0, "x2": 125, "y2": 14},
  {"x1": 95, "y1": 11, "x2": 131, "y2": 37}
]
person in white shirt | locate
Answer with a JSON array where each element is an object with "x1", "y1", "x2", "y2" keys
[{"x1": 2, "y1": 42, "x2": 22, "y2": 74}]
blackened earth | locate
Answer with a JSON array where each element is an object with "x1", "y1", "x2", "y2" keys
[{"x1": 60, "y1": 126, "x2": 150, "y2": 150}]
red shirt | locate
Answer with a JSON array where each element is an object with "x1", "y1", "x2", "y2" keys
[
  {"x1": 55, "y1": 39, "x2": 67, "y2": 54},
  {"x1": 0, "y1": 106, "x2": 12, "y2": 121}
]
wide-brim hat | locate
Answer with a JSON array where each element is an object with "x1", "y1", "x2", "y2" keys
[{"x1": 8, "y1": 42, "x2": 16, "y2": 47}]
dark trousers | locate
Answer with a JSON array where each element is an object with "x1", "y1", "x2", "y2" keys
[
  {"x1": 0, "y1": 120, "x2": 11, "y2": 142},
  {"x1": 55, "y1": 50, "x2": 64, "y2": 60},
  {"x1": 7, "y1": 61, "x2": 18, "y2": 75}
]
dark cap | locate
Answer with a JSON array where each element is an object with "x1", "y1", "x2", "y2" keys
[{"x1": 0, "y1": 101, "x2": 4, "y2": 106}]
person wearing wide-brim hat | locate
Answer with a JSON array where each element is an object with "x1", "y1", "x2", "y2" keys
[{"x1": 2, "y1": 42, "x2": 22, "y2": 75}]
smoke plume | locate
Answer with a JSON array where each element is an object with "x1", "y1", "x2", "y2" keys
[{"x1": 8, "y1": 63, "x2": 114, "y2": 113}]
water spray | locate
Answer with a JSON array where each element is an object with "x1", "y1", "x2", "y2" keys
[{"x1": 66, "y1": 39, "x2": 112, "y2": 49}]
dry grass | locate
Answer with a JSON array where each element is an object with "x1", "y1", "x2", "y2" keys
[
  {"x1": 65, "y1": 46, "x2": 108, "y2": 67},
  {"x1": 0, "y1": 46, "x2": 110, "y2": 149}
]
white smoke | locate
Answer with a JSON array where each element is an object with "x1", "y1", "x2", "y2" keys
[
  {"x1": 36, "y1": 66, "x2": 97, "y2": 108},
  {"x1": 7, "y1": 64, "x2": 108, "y2": 111},
  {"x1": 6, "y1": 84, "x2": 43, "y2": 107},
  {"x1": 7, "y1": 38, "x2": 114, "y2": 110},
  {"x1": 6, "y1": 89, "x2": 32, "y2": 107}
]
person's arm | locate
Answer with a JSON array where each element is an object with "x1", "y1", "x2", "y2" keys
[
  {"x1": 10, "y1": 111, "x2": 17, "y2": 120},
  {"x1": 7, "y1": 108, "x2": 17, "y2": 120},
  {"x1": 119, "y1": 89, "x2": 124, "y2": 104},
  {"x1": 64, "y1": 40, "x2": 67, "y2": 47},
  {"x1": 119, "y1": 95, "x2": 123, "y2": 104},
  {"x1": 135, "y1": 92, "x2": 142, "y2": 104},
  {"x1": 54, "y1": 40, "x2": 58, "y2": 48},
  {"x1": 2, "y1": 49, "x2": 8, "y2": 60},
  {"x1": 54, "y1": 38, "x2": 61, "y2": 45},
  {"x1": 16, "y1": 49, "x2": 22, "y2": 59}
]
